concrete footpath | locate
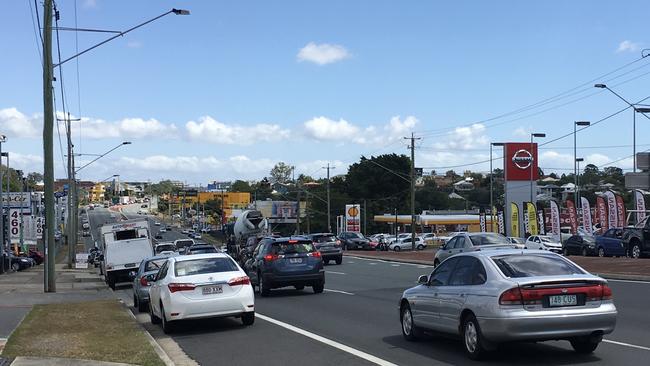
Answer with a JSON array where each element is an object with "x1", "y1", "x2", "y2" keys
[{"x1": 344, "y1": 249, "x2": 650, "y2": 282}]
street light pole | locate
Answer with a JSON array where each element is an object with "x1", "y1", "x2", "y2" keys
[
  {"x1": 490, "y1": 142, "x2": 504, "y2": 232},
  {"x1": 530, "y1": 133, "x2": 546, "y2": 203},
  {"x1": 75, "y1": 141, "x2": 132, "y2": 174},
  {"x1": 575, "y1": 158, "x2": 584, "y2": 204},
  {"x1": 574, "y1": 121, "x2": 590, "y2": 205}
]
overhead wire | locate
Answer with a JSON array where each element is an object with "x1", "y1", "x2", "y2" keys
[
  {"x1": 74, "y1": 0, "x2": 82, "y2": 153},
  {"x1": 28, "y1": 0, "x2": 43, "y2": 65},
  {"x1": 53, "y1": 1, "x2": 69, "y2": 175}
]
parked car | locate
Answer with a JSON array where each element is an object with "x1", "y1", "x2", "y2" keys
[
  {"x1": 433, "y1": 232, "x2": 516, "y2": 266},
  {"x1": 420, "y1": 233, "x2": 438, "y2": 245},
  {"x1": 27, "y1": 248, "x2": 44, "y2": 265},
  {"x1": 154, "y1": 233, "x2": 163, "y2": 240},
  {"x1": 506, "y1": 237, "x2": 526, "y2": 247},
  {"x1": 243, "y1": 237, "x2": 324, "y2": 296},
  {"x1": 5, "y1": 250, "x2": 32, "y2": 271},
  {"x1": 159, "y1": 226, "x2": 167, "y2": 233},
  {"x1": 338, "y1": 231, "x2": 373, "y2": 250},
  {"x1": 181, "y1": 229, "x2": 189, "y2": 234},
  {"x1": 389, "y1": 236, "x2": 426, "y2": 251},
  {"x1": 563, "y1": 235, "x2": 597, "y2": 256},
  {"x1": 155, "y1": 243, "x2": 176, "y2": 255},
  {"x1": 185, "y1": 244, "x2": 219, "y2": 255},
  {"x1": 622, "y1": 216, "x2": 650, "y2": 258},
  {"x1": 148, "y1": 253, "x2": 255, "y2": 333},
  {"x1": 54, "y1": 230, "x2": 62, "y2": 241},
  {"x1": 400, "y1": 250, "x2": 617, "y2": 360},
  {"x1": 132, "y1": 254, "x2": 175, "y2": 312},
  {"x1": 305, "y1": 233, "x2": 343, "y2": 265},
  {"x1": 525, "y1": 235, "x2": 563, "y2": 253},
  {"x1": 154, "y1": 221, "x2": 161, "y2": 226},
  {"x1": 192, "y1": 233, "x2": 203, "y2": 240},
  {"x1": 595, "y1": 228, "x2": 626, "y2": 257},
  {"x1": 173, "y1": 239, "x2": 195, "y2": 252}
]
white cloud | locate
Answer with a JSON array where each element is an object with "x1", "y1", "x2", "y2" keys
[
  {"x1": 303, "y1": 117, "x2": 360, "y2": 141},
  {"x1": 429, "y1": 123, "x2": 489, "y2": 151},
  {"x1": 385, "y1": 116, "x2": 418, "y2": 136},
  {"x1": 297, "y1": 42, "x2": 350, "y2": 65},
  {"x1": 513, "y1": 126, "x2": 529, "y2": 138},
  {"x1": 617, "y1": 40, "x2": 641, "y2": 53},
  {"x1": 185, "y1": 116, "x2": 290, "y2": 145},
  {"x1": 303, "y1": 115, "x2": 418, "y2": 145},
  {"x1": 127, "y1": 41, "x2": 142, "y2": 49},
  {"x1": 0, "y1": 108, "x2": 41, "y2": 138},
  {"x1": 67, "y1": 115, "x2": 177, "y2": 140},
  {"x1": 8, "y1": 152, "x2": 44, "y2": 173},
  {"x1": 539, "y1": 151, "x2": 633, "y2": 171}
]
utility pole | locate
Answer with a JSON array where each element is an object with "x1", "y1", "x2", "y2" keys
[
  {"x1": 296, "y1": 188, "x2": 301, "y2": 235},
  {"x1": 405, "y1": 133, "x2": 420, "y2": 250},
  {"x1": 322, "y1": 163, "x2": 335, "y2": 233},
  {"x1": 0, "y1": 136, "x2": 5, "y2": 274},
  {"x1": 66, "y1": 113, "x2": 73, "y2": 268},
  {"x1": 43, "y1": 0, "x2": 56, "y2": 292}
]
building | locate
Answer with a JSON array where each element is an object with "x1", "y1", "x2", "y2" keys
[
  {"x1": 171, "y1": 191, "x2": 251, "y2": 219},
  {"x1": 374, "y1": 213, "x2": 493, "y2": 234},
  {"x1": 89, "y1": 183, "x2": 106, "y2": 202}
]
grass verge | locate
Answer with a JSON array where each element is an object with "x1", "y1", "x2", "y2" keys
[{"x1": 2, "y1": 300, "x2": 164, "y2": 366}]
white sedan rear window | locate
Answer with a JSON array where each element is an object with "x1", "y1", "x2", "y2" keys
[{"x1": 175, "y1": 258, "x2": 238, "y2": 277}]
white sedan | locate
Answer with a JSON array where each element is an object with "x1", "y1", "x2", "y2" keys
[
  {"x1": 525, "y1": 235, "x2": 563, "y2": 253},
  {"x1": 389, "y1": 236, "x2": 426, "y2": 251},
  {"x1": 148, "y1": 253, "x2": 255, "y2": 333}
]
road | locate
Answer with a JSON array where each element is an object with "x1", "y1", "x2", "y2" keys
[{"x1": 86, "y1": 207, "x2": 650, "y2": 365}]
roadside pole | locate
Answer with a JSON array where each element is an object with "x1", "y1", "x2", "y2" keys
[
  {"x1": 405, "y1": 133, "x2": 420, "y2": 250},
  {"x1": 66, "y1": 114, "x2": 73, "y2": 268},
  {"x1": 43, "y1": 0, "x2": 56, "y2": 292},
  {"x1": 0, "y1": 137, "x2": 4, "y2": 273}
]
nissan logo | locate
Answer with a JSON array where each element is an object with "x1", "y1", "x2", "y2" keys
[{"x1": 512, "y1": 149, "x2": 533, "y2": 170}]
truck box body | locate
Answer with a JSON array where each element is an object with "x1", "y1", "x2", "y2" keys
[{"x1": 100, "y1": 219, "x2": 153, "y2": 288}]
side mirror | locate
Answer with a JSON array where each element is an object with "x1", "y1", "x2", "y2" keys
[
  {"x1": 418, "y1": 275, "x2": 429, "y2": 285},
  {"x1": 128, "y1": 271, "x2": 137, "y2": 279},
  {"x1": 146, "y1": 274, "x2": 157, "y2": 282}
]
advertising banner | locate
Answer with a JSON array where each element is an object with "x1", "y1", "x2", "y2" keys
[
  {"x1": 2, "y1": 193, "x2": 31, "y2": 210},
  {"x1": 537, "y1": 211, "x2": 546, "y2": 234},
  {"x1": 9, "y1": 209, "x2": 21, "y2": 244},
  {"x1": 635, "y1": 190, "x2": 646, "y2": 224},
  {"x1": 604, "y1": 191, "x2": 618, "y2": 229},
  {"x1": 615, "y1": 193, "x2": 626, "y2": 228},
  {"x1": 596, "y1": 196, "x2": 608, "y2": 233},
  {"x1": 525, "y1": 202, "x2": 538, "y2": 235},
  {"x1": 510, "y1": 202, "x2": 520, "y2": 238},
  {"x1": 491, "y1": 206, "x2": 498, "y2": 233},
  {"x1": 504, "y1": 143, "x2": 539, "y2": 181},
  {"x1": 497, "y1": 208, "x2": 505, "y2": 235},
  {"x1": 345, "y1": 204, "x2": 361, "y2": 232},
  {"x1": 581, "y1": 197, "x2": 593, "y2": 235},
  {"x1": 549, "y1": 200, "x2": 561, "y2": 242},
  {"x1": 566, "y1": 199, "x2": 579, "y2": 235},
  {"x1": 479, "y1": 208, "x2": 486, "y2": 232}
]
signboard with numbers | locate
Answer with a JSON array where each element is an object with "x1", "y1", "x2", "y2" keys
[
  {"x1": 9, "y1": 209, "x2": 21, "y2": 244},
  {"x1": 36, "y1": 216, "x2": 44, "y2": 240}
]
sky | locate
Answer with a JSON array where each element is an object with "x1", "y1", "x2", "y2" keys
[{"x1": 1, "y1": 0, "x2": 650, "y2": 185}]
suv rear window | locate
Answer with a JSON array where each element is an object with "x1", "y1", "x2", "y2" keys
[
  {"x1": 188, "y1": 246, "x2": 218, "y2": 254},
  {"x1": 270, "y1": 241, "x2": 316, "y2": 255},
  {"x1": 312, "y1": 235, "x2": 337, "y2": 243},
  {"x1": 175, "y1": 257, "x2": 238, "y2": 277},
  {"x1": 491, "y1": 254, "x2": 583, "y2": 278}
]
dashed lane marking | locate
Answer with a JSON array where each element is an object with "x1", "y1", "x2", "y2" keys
[
  {"x1": 324, "y1": 289, "x2": 355, "y2": 295},
  {"x1": 326, "y1": 271, "x2": 347, "y2": 275},
  {"x1": 604, "y1": 339, "x2": 650, "y2": 351},
  {"x1": 257, "y1": 313, "x2": 398, "y2": 366}
]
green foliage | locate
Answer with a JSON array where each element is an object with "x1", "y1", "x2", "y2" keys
[
  {"x1": 230, "y1": 180, "x2": 252, "y2": 192},
  {"x1": 270, "y1": 162, "x2": 293, "y2": 184}
]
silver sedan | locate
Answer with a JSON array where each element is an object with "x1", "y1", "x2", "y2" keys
[{"x1": 399, "y1": 250, "x2": 617, "y2": 360}]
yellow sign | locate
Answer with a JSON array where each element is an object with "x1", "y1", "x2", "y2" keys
[
  {"x1": 510, "y1": 202, "x2": 520, "y2": 238},
  {"x1": 347, "y1": 206, "x2": 359, "y2": 217}
]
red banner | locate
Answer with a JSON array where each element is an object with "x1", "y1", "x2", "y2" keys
[
  {"x1": 615, "y1": 194, "x2": 626, "y2": 227},
  {"x1": 566, "y1": 199, "x2": 579, "y2": 234},
  {"x1": 596, "y1": 196, "x2": 608, "y2": 233}
]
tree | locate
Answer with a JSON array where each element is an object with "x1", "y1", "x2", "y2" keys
[
  {"x1": 230, "y1": 180, "x2": 252, "y2": 193},
  {"x1": 26, "y1": 172, "x2": 44, "y2": 189},
  {"x1": 270, "y1": 162, "x2": 293, "y2": 184},
  {"x1": 203, "y1": 198, "x2": 223, "y2": 225}
]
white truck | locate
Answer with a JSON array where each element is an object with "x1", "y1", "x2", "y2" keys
[{"x1": 100, "y1": 219, "x2": 154, "y2": 289}]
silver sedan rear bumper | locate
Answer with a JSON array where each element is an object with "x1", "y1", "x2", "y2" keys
[{"x1": 477, "y1": 304, "x2": 617, "y2": 342}]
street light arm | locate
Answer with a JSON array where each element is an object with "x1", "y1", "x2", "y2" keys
[
  {"x1": 75, "y1": 142, "x2": 130, "y2": 173},
  {"x1": 54, "y1": 9, "x2": 189, "y2": 68}
]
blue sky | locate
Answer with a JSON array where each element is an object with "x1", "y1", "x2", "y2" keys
[{"x1": 2, "y1": 0, "x2": 649, "y2": 185}]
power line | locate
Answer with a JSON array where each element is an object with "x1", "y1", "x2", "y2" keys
[
  {"x1": 74, "y1": 0, "x2": 82, "y2": 153},
  {"x1": 28, "y1": 0, "x2": 43, "y2": 64}
]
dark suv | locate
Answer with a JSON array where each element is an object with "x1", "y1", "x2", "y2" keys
[
  {"x1": 306, "y1": 233, "x2": 342, "y2": 265},
  {"x1": 338, "y1": 231, "x2": 373, "y2": 250},
  {"x1": 244, "y1": 237, "x2": 324, "y2": 296}
]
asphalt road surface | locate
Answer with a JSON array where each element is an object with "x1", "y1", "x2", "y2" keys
[{"x1": 88, "y1": 208, "x2": 650, "y2": 365}]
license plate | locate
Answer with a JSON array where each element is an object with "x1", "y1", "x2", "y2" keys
[
  {"x1": 202, "y1": 285, "x2": 223, "y2": 295},
  {"x1": 289, "y1": 258, "x2": 303, "y2": 264},
  {"x1": 549, "y1": 294, "x2": 577, "y2": 307}
]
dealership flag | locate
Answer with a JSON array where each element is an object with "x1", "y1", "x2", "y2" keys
[
  {"x1": 549, "y1": 200, "x2": 561, "y2": 242},
  {"x1": 615, "y1": 193, "x2": 626, "y2": 228},
  {"x1": 510, "y1": 202, "x2": 520, "y2": 238},
  {"x1": 604, "y1": 191, "x2": 618, "y2": 229},
  {"x1": 524, "y1": 202, "x2": 538, "y2": 235},
  {"x1": 497, "y1": 207, "x2": 506, "y2": 236},
  {"x1": 479, "y1": 208, "x2": 486, "y2": 232},
  {"x1": 536, "y1": 202, "x2": 546, "y2": 235},
  {"x1": 566, "y1": 199, "x2": 579, "y2": 235},
  {"x1": 596, "y1": 195, "x2": 608, "y2": 233},
  {"x1": 581, "y1": 197, "x2": 593, "y2": 235},
  {"x1": 635, "y1": 190, "x2": 646, "y2": 224}
]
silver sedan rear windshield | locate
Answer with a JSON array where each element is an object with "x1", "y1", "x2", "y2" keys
[
  {"x1": 491, "y1": 254, "x2": 583, "y2": 278},
  {"x1": 469, "y1": 233, "x2": 510, "y2": 246},
  {"x1": 175, "y1": 257, "x2": 238, "y2": 277}
]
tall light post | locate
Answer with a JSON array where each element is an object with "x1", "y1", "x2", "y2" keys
[
  {"x1": 75, "y1": 142, "x2": 132, "y2": 173},
  {"x1": 595, "y1": 84, "x2": 650, "y2": 172},
  {"x1": 490, "y1": 142, "x2": 504, "y2": 232},
  {"x1": 573, "y1": 121, "x2": 590, "y2": 204},
  {"x1": 0, "y1": 135, "x2": 6, "y2": 273},
  {"x1": 575, "y1": 158, "x2": 584, "y2": 204},
  {"x1": 530, "y1": 133, "x2": 546, "y2": 203}
]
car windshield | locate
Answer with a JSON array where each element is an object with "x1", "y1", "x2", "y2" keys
[
  {"x1": 539, "y1": 236, "x2": 555, "y2": 243},
  {"x1": 582, "y1": 236, "x2": 596, "y2": 243},
  {"x1": 313, "y1": 235, "x2": 337, "y2": 243},
  {"x1": 270, "y1": 242, "x2": 315, "y2": 255},
  {"x1": 175, "y1": 257, "x2": 238, "y2": 277},
  {"x1": 469, "y1": 233, "x2": 509, "y2": 246},
  {"x1": 189, "y1": 247, "x2": 218, "y2": 254},
  {"x1": 175, "y1": 240, "x2": 193, "y2": 247},
  {"x1": 491, "y1": 254, "x2": 583, "y2": 278},
  {"x1": 156, "y1": 245, "x2": 174, "y2": 252},
  {"x1": 145, "y1": 259, "x2": 166, "y2": 272},
  {"x1": 352, "y1": 232, "x2": 365, "y2": 239}
]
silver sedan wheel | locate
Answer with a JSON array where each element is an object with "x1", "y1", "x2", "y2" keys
[
  {"x1": 402, "y1": 308, "x2": 413, "y2": 336},
  {"x1": 464, "y1": 321, "x2": 478, "y2": 353}
]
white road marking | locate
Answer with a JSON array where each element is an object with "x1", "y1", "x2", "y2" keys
[
  {"x1": 257, "y1": 313, "x2": 398, "y2": 366},
  {"x1": 324, "y1": 289, "x2": 355, "y2": 295},
  {"x1": 391, "y1": 264, "x2": 400, "y2": 267},
  {"x1": 346, "y1": 255, "x2": 434, "y2": 268},
  {"x1": 326, "y1": 271, "x2": 347, "y2": 275},
  {"x1": 605, "y1": 279, "x2": 650, "y2": 284},
  {"x1": 368, "y1": 262, "x2": 377, "y2": 265},
  {"x1": 604, "y1": 339, "x2": 650, "y2": 351}
]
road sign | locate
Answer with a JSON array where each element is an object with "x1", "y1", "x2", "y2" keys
[
  {"x1": 75, "y1": 253, "x2": 88, "y2": 269},
  {"x1": 54, "y1": 191, "x2": 67, "y2": 198}
]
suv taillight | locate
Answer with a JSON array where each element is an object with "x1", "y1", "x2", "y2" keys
[
  {"x1": 228, "y1": 276, "x2": 251, "y2": 286},
  {"x1": 307, "y1": 251, "x2": 322, "y2": 258},
  {"x1": 140, "y1": 276, "x2": 150, "y2": 287},
  {"x1": 168, "y1": 283, "x2": 196, "y2": 293},
  {"x1": 264, "y1": 254, "x2": 279, "y2": 262}
]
